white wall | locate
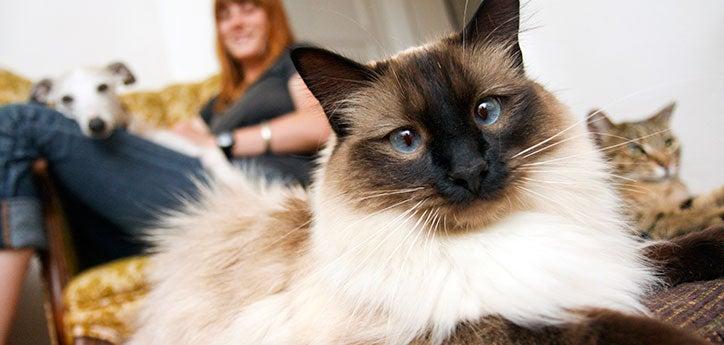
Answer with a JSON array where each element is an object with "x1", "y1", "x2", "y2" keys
[
  {"x1": 520, "y1": 0, "x2": 724, "y2": 193},
  {"x1": 0, "y1": 0, "x2": 173, "y2": 90}
]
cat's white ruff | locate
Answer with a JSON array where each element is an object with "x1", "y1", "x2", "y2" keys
[{"x1": 209, "y1": 127, "x2": 658, "y2": 345}]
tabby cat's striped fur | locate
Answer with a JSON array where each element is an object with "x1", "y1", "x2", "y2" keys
[{"x1": 588, "y1": 104, "x2": 724, "y2": 239}]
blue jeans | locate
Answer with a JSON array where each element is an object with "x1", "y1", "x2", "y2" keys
[{"x1": 0, "y1": 104, "x2": 206, "y2": 264}]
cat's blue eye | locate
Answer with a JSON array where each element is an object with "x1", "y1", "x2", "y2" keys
[
  {"x1": 389, "y1": 128, "x2": 422, "y2": 154},
  {"x1": 474, "y1": 97, "x2": 502, "y2": 126}
]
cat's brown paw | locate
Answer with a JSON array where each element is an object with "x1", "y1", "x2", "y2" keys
[{"x1": 646, "y1": 225, "x2": 724, "y2": 286}]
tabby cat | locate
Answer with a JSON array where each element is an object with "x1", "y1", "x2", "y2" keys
[
  {"x1": 129, "y1": 1, "x2": 721, "y2": 344},
  {"x1": 587, "y1": 103, "x2": 724, "y2": 239}
]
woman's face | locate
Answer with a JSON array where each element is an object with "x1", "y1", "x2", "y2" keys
[{"x1": 218, "y1": 2, "x2": 270, "y2": 63}]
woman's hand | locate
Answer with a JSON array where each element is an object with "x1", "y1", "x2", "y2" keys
[{"x1": 171, "y1": 117, "x2": 216, "y2": 148}]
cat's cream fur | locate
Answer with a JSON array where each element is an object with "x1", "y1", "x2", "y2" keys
[{"x1": 129, "y1": 118, "x2": 657, "y2": 345}]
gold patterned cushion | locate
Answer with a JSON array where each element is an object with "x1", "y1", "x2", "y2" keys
[
  {"x1": 121, "y1": 75, "x2": 220, "y2": 126},
  {"x1": 0, "y1": 69, "x2": 32, "y2": 105},
  {"x1": 62, "y1": 256, "x2": 149, "y2": 344}
]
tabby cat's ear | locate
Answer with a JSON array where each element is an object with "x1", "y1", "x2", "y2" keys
[
  {"x1": 587, "y1": 109, "x2": 615, "y2": 146},
  {"x1": 459, "y1": 0, "x2": 523, "y2": 69},
  {"x1": 649, "y1": 101, "x2": 676, "y2": 125},
  {"x1": 291, "y1": 46, "x2": 376, "y2": 137}
]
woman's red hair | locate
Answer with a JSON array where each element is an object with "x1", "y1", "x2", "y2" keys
[{"x1": 213, "y1": 0, "x2": 294, "y2": 112}]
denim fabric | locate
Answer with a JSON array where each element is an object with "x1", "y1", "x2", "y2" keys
[{"x1": 0, "y1": 103, "x2": 205, "y2": 251}]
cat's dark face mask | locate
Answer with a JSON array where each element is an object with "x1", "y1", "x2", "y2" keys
[{"x1": 293, "y1": 0, "x2": 566, "y2": 228}]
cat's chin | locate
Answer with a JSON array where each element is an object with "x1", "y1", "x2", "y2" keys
[{"x1": 427, "y1": 195, "x2": 523, "y2": 233}]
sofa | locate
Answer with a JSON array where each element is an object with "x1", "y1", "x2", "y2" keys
[
  {"x1": 2, "y1": 68, "x2": 218, "y2": 344},
  {"x1": 2, "y1": 69, "x2": 722, "y2": 345}
]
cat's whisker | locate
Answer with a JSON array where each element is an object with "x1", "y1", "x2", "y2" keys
[
  {"x1": 607, "y1": 173, "x2": 642, "y2": 184},
  {"x1": 398, "y1": 207, "x2": 436, "y2": 270},
  {"x1": 517, "y1": 166, "x2": 656, "y2": 195},
  {"x1": 518, "y1": 131, "x2": 636, "y2": 161},
  {"x1": 350, "y1": 202, "x2": 433, "y2": 325},
  {"x1": 423, "y1": 209, "x2": 441, "y2": 264},
  {"x1": 358, "y1": 188, "x2": 424, "y2": 195},
  {"x1": 376, "y1": 207, "x2": 439, "y2": 343},
  {"x1": 512, "y1": 73, "x2": 697, "y2": 161},
  {"x1": 347, "y1": 205, "x2": 425, "y2": 321},
  {"x1": 515, "y1": 183, "x2": 613, "y2": 228},
  {"x1": 304, "y1": 197, "x2": 424, "y2": 283},
  {"x1": 607, "y1": 181, "x2": 654, "y2": 191},
  {"x1": 519, "y1": 176, "x2": 580, "y2": 185},
  {"x1": 443, "y1": 212, "x2": 451, "y2": 239},
  {"x1": 520, "y1": 128, "x2": 671, "y2": 168},
  {"x1": 587, "y1": 132, "x2": 634, "y2": 141},
  {"x1": 616, "y1": 187, "x2": 651, "y2": 196},
  {"x1": 516, "y1": 132, "x2": 587, "y2": 161},
  {"x1": 354, "y1": 187, "x2": 425, "y2": 202},
  {"x1": 317, "y1": 200, "x2": 428, "y2": 324}
]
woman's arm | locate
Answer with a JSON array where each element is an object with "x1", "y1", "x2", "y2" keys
[{"x1": 231, "y1": 74, "x2": 330, "y2": 157}]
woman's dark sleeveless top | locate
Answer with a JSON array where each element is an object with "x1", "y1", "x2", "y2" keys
[{"x1": 200, "y1": 49, "x2": 316, "y2": 185}]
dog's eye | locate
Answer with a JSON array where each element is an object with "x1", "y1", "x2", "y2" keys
[
  {"x1": 97, "y1": 84, "x2": 109, "y2": 93},
  {"x1": 61, "y1": 95, "x2": 74, "y2": 105}
]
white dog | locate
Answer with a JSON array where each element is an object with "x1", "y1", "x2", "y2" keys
[{"x1": 29, "y1": 62, "x2": 235, "y2": 181}]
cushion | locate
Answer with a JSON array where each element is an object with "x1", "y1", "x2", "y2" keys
[
  {"x1": 62, "y1": 256, "x2": 148, "y2": 345},
  {"x1": 0, "y1": 69, "x2": 32, "y2": 105}
]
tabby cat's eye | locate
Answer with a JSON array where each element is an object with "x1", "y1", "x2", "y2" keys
[
  {"x1": 389, "y1": 128, "x2": 422, "y2": 154},
  {"x1": 474, "y1": 97, "x2": 502, "y2": 126},
  {"x1": 665, "y1": 138, "x2": 675, "y2": 148},
  {"x1": 628, "y1": 143, "x2": 646, "y2": 155},
  {"x1": 61, "y1": 95, "x2": 74, "y2": 105}
]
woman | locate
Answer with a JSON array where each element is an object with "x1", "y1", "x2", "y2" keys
[{"x1": 0, "y1": 0, "x2": 329, "y2": 341}]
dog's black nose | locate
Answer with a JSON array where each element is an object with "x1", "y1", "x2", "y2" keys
[{"x1": 88, "y1": 118, "x2": 106, "y2": 134}]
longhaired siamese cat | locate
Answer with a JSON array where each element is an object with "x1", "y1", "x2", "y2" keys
[{"x1": 129, "y1": 0, "x2": 722, "y2": 344}]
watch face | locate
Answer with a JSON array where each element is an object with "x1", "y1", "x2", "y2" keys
[{"x1": 217, "y1": 132, "x2": 233, "y2": 148}]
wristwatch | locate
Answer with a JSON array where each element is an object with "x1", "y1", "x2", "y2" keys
[{"x1": 216, "y1": 131, "x2": 234, "y2": 160}]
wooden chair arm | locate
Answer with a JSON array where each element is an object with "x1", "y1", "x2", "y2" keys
[{"x1": 32, "y1": 160, "x2": 74, "y2": 345}]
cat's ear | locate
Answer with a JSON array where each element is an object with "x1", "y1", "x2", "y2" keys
[
  {"x1": 650, "y1": 101, "x2": 676, "y2": 125},
  {"x1": 587, "y1": 109, "x2": 615, "y2": 146},
  {"x1": 291, "y1": 46, "x2": 376, "y2": 137},
  {"x1": 459, "y1": 0, "x2": 523, "y2": 69}
]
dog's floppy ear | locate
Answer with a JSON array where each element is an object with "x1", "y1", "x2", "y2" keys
[
  {"x1": 107, "y1": 62, "x2": 136, "y2": 85},
  {"x1": 29, "y1": 78, "x2": 54, "y2": 104}
]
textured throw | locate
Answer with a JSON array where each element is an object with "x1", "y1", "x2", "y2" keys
[{"x1": 647, "y1": 279, "x2": 724, "y2": 344}]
